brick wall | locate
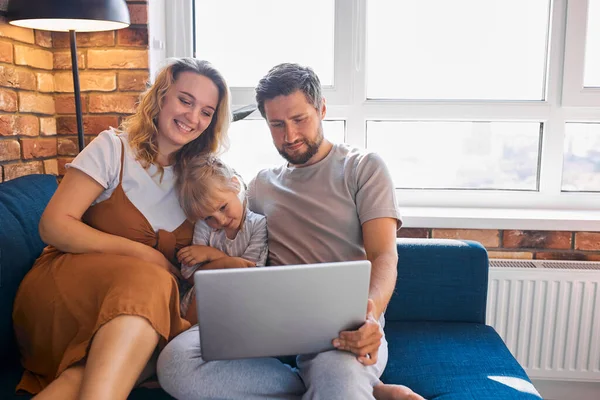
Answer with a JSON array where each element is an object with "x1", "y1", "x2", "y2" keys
[
  {"x1": 399, "y1": 228, "x2": 600, "y2": 261},
  {"x1": 0, "y1": 0, "x2": 148, "y2": 181}
]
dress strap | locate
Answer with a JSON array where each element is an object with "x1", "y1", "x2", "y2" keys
[{"x1": 117, "y1": 136, "x2": 125, "y2": 183}]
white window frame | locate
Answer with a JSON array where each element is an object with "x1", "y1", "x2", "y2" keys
[
  {"x1": 562, "y1": 0, "x2": 600, "y2": 106},
  {"x1": 154, "y1": 0, "x2": 600, "y2": 231}
]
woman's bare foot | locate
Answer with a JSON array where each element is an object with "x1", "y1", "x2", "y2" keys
[{"x1": 373, "y1": 383, "x2": 426, "y2": 400}]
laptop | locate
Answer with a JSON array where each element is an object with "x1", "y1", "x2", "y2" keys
[{"x1": 193, "y1": 260, "x2": 371, "y2": 361}]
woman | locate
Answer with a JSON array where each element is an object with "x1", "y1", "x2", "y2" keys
[{"x1": 12, "y1": 58, "x2": 231, "y2": 399}]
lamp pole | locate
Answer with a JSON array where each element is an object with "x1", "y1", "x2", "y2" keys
[{"x1": 69, "y1": 30, "x2": 85, "y2": 151}]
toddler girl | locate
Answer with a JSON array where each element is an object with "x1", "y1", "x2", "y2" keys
[{"x1": 176, "y1": 155, "x2": 267, "y2": 320}]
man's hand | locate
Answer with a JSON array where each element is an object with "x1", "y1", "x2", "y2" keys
[{"x1": 332, "y1": 299, "x2": 383, "y2": 366}]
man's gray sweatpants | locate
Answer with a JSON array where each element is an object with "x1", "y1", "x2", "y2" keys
[{"x1": 156, "y1": 322, "x2": 388, "y2": 400}]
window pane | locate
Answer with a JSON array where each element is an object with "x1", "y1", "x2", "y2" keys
[
  {"x1": 367, "y1": 121, "x2": 540, "y2": 190},
  {"x1": 194, "y1": 0, "x2": 334, "y2": 87},
  {"x1": 221, "y1": 120, "x2": 345, "y2": 183},
  {"x1": 562, "y1": 123, "x2": 600, "y2": 192},
  {"x1": 366, "y1": 0, "x2": 550, "y2": 100},
  {"x1": 584, "y1": 0, "x2": 600, "y2": 87}
]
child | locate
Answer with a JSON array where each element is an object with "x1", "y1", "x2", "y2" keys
[{"x1": 176, "y1": 155, "x2": 268, "y2": 321}]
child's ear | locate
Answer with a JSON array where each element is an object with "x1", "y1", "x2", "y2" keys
[{"x1": 232, "y1": 176, "x2": 246, "y2": 202}]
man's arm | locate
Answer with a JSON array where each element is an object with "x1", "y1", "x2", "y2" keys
[
  {"x1": 362, "y1": 217, "x2": 398, "y2": 320},
  {"x1": 333, "y1": 217, "x2": 398, "y2": 365}
]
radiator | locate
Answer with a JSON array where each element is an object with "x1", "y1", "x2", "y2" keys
[{"x1": 487, "y1": 259, "x2": 600, "y2": 382}]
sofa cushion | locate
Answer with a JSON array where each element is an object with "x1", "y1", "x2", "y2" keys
[
  {"x1": 381, "y1": 321, "x2": 541, "y2": 399},
  {"x1": 0, "y1": 174, "x2": 57, "y2": 364},
  {"x1": 388, "y1": 239, "x2": 489, "y2": 324}
]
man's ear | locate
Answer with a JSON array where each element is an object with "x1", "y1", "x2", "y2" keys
[{"x1": 320, "y1": 97, "x2": 327, "y2": 120}]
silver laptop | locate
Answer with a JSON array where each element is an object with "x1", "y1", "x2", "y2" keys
[{"x1": 194, "y1": 260, "x2": 371, "y2": 361}]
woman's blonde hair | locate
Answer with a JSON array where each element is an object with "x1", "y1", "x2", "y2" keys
[
  {"x1": 121, "y1": 58, "x2": 231, "y2": 177},
  {"x1": 177, "y1": 155, "x2": 246, "y2": 222}
]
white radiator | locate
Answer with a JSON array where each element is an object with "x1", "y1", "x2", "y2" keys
[{"x1": 487, "y1": 260, "x2": 600, "y2": 382}]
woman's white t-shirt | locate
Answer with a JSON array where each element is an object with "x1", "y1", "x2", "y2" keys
[{"x1": 66, "y1": 129, "x2": 187, "y2": 232}]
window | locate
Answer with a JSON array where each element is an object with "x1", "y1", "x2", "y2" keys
[
  {"x1": 159, "y1": 0, "x2": 600, "y2": 220},
  {"x1": 367, "y1": 121, "x2": 541, "y2": 190},
  {"x1": 562, "y1": 123, "x2": 600, "y2": 192},
  {"x1": 584, "y1": 0, "x2": 600, "y2": 87},
  {"x1": 366, "y1": 0, "x2": 550, "y2": 100},
  {"x1": 193, "y1": 0, "x2": 335, "y2": 87}
]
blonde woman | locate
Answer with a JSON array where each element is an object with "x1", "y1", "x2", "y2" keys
[{"x1": 12, "y1": 58, "x2": 231, "y2": 400}]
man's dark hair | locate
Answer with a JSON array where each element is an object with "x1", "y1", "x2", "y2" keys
[{"x1": 255, "y1": 63, "x2": 323, "y2": 118}]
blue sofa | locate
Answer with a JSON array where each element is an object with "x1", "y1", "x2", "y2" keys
[{"x1": 0, "y1": 174, "x2": 541, "y2": 399}]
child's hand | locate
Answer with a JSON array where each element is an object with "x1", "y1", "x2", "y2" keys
[
  {"x1": 227, "y1": 257, "x2": 256, "y2": 269},
  {"x1": 177, "y1": 245, "x2": 211, "y2": 266}
]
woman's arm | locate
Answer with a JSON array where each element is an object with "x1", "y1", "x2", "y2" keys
[{"x1": 39, "y1": 168, "x2": 170, "y2": 268}]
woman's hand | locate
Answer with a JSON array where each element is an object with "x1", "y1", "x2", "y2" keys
[
  {"x1": 137, "y1": 245, "x2": 183, "y2": 280},
  {"x1": 177, "y1": 245, "x2": 226, "y2": 266}
]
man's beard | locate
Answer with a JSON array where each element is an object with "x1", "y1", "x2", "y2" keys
[{"x1": 277, "y1": 124, "x2": 324, "y2": 165}]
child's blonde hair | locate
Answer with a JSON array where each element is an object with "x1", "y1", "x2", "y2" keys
[{"x1": 177, "y1": 155, "x2": 246, "y2": 222}]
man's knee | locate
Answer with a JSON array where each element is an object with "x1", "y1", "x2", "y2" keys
[
  {"x1": 299, "y1": 350, "x2": 376, "y2": 393},
  {"x1": 157, "y1": 329, "x2": 203, "y2": 397}
]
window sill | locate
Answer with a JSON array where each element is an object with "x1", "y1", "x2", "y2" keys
[{"x1": 400, "y1": 207, "x2": 600, "y2": 232}]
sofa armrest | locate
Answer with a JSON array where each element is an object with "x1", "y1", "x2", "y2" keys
[{"x1": 384, "y1": 238, "x2": 488, "y2": 324}]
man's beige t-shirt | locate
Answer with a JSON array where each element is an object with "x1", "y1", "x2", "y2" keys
[{"x1": 248, "y1": 143, "x2": 402, "y2": 266}]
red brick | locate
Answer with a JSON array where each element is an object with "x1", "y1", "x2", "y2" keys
[
  {"x1": 53, "y1": 50, "x2": 86, "y2": 70},
  {"x1": 52, "y1": 31, "x2": 115, "y2": 48},
  {"x1": 575, "y1": 232, "x2": 600, "y2": 251},
  {"x1": 40, "y1": 117, "x2": 57, "y2": 136},
  {"x1": 0, "y1": 88, "x2": 18, "y2": 112},
  {"x1": 3, "y1": 161, "x2": 44, "y2": 180},
  {"x1": 432, "y1": 229, "x2": 500, "y2": 248},
  {"x1": 0, "y1": 115, "x2": 15, "y2": 136},
  {"x1": 128, "y1": 4, "x2": 148, "y2": 24},
  {"x1": 15, "y1": 115, "x2": 39, "y2": 136},
  {"x1": 89, "y1": 94, "x2": 138, "y2": 114},
  {"x1": 0, "y1": 139, "x2": 20, "y2": 161},
  {"x1": 14, "y1": 45, "x2": 53, "y2": 70},
  {"x1": 0, "y1": 41, "x2": 13, "y2": 63},
  {"x1": 55, "y1": 71, "x2": 116, "y2": 92},
  {"x1": 116, "y1": 27, "x2": 148, "y2": 46},
  {"x1": 118, "y1": 71, "x2": 148, "y2": 91},
  {"x1": 0, "y1": 65, "x2": 35, "y2": 90},
  {"x1": 43, "y1": 159, "x2": 58, "y2": 176},
  {"x1": 55, "y1": 94, "x2": 88, "y2": 114},
  {"x1": 0, "y1": 24, "x2": 34, "y2": 44},
  {"x1": 34, "y1": 30, "x2": 52, "y2": 48},
  {"x1": 57, "y1": 115, "x2": 120, "y2": 136},
  {"x1": 503, "y1": 230, "x2": 572, "y2": 249},
  {"x1": 21, "y1": 137, "x2": 57, "y2": 159},
  {"x1": 18, "y1": 92, "x2": 55, "y2": 115},
  {"x1": 487, "y1": 251, "x2": 534, "y2": 260},
  {"x1": 397, "y1": 228, "x2": 430, "y2": 239},
  {"x1": 58, "y1": 137, "x2": 79, "y2": 156},
  {"x1": 87, "y1": 49, "x2": 148, "y2": 69},
  {"x1": 57, "y1": 157, "x2": 74, "y2": 176},
  {"x1": 534, "y1": 251, "x2": 600, "y2": 261}
]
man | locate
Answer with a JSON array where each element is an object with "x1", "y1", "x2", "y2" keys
[
  {"x1": 156, "y1": 64, "x2": 424, "y2": 400},
  {"x1": 249, "y1": 63, "x2": 423, "y2": 400}
]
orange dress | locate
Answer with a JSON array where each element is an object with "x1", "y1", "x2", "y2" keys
[{"x1": 12, "y1": 141, "x2": 192, "y2": 394}]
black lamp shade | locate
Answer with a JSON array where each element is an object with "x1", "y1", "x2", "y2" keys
[{"x1": 8, "y1": 0, "x2": 130, "y2": 32}]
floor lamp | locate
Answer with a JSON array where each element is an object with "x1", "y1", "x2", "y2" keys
[{"x1": 8, "y1": 0, "x2": 130, "y2": 151}]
